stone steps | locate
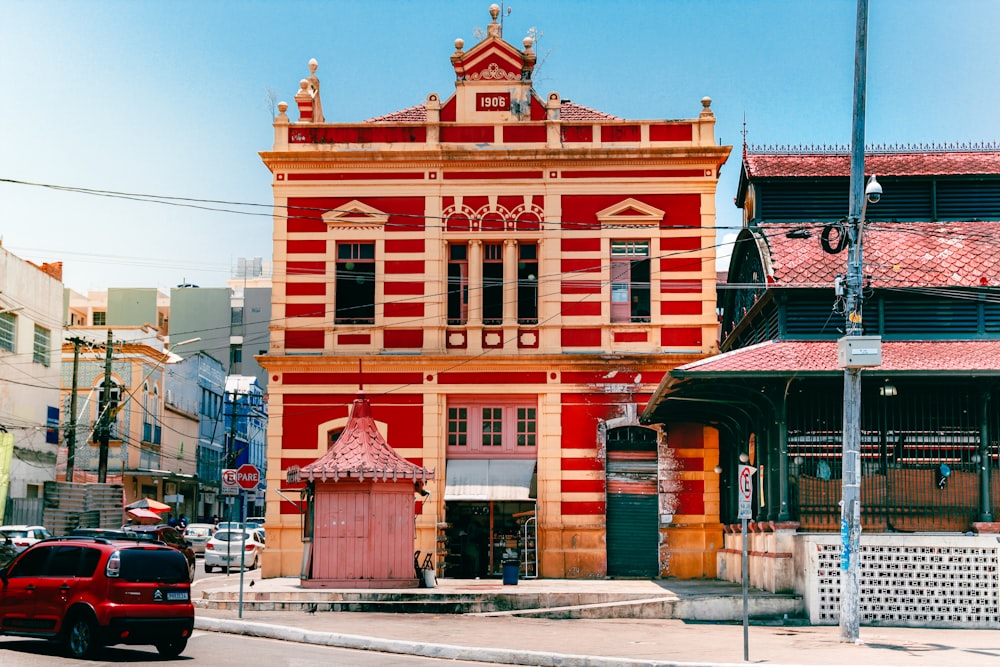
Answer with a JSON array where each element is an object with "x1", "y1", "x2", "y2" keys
[{"x1": 194, "y1": 589, "x2": 803, "y2": 621}]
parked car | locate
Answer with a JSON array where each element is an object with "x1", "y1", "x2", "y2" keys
[
  {"x1": 0, "y1": 531, "x2": 17, "y2": 567},
  {"x1": 246, "y1": 516, "x2": 265, "y2": 529},
  {"x1": 183, "y1": 522, "x2": 215, "y2": 555},
  {"x1": 0, "y1": 524, "x2": 52, "y2": 553},
  {"x1": 0, "y1": 535, "x2": 194, "y2": 658},
  {"x1": 122, "y1": 524, "x2": 196, "y2": 581},
  {"x1": 204, "y1": 528, "x2": 265, "y2": 573},
  {"x1": 68, "y1": 528, "x2": 134, "y2": 540}
]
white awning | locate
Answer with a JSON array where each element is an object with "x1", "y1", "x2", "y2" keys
[{"x1": 444, "y1": 459, "x2": 537, "y2": 501}]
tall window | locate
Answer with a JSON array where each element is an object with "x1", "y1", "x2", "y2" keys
[
  {"x1": 447, "y1": 244, "x2": 469, "y2": 325},
  {"x1": 0, "y1": 312, "x2": 14, "y2": 352},
  {"x1": 447, "y1": 400, "x2": 537, "y2": 457},
  {"x1": 230, "y1": 344, "x2": 243, "y2": 371},
  {"x1": 335, "y1": 242, "x2": 375, "y2": 324},
  {"x1": 517, "y1": 243, "x2": 538, "y2": 324},
  {"x1": 33, "y1": 325, "x2": 50, "y2": 366},
  {"x1": 611, "y1": 240, "x2": 651, "y2": 323},
  {"x1": 92, "y1": 311, "x2": 106, "y2": 326},
  {"x1": 482, "y1": 243, "x2": 504, "y2": 325}
]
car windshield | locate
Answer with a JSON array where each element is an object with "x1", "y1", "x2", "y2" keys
[
  {"x1": 2, "y1": 530, "x2": 28, "y2": 538},
  {"x1": 186, "y1": 526, "x2": 211, "y2": 536},
  {"x1": 118, "y1": 549, "x2": 189, "y2": 583}
]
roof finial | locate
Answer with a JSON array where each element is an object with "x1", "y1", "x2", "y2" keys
[
  {"x1": 741, "y1": 112, "x2": 748, "y2": 159},
  {"x1": 488, "y1": 3, "x2": 502, "y2": 38}
]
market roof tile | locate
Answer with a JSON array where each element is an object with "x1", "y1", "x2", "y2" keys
[
  {"x1": 758, "y1": 221, "x2": 1000, "y2": 288},
  {"x1": 744, "y1": 150, "x2": 1000, "y2": 178},
  {"x1": 675, "y1": 340, "x2": 1000, "y2": 375},
  {"x1": 286, "y1": 392, "x2": 433, "y2": 484}
]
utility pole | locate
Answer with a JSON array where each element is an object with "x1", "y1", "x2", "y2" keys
[
  {"x1": 840, "y1": 0, "x2": 869, "y2": 644},
  {"x1": 97, "y1": 329, "x2": 114, "y2": 484},
  {"x1": 65, "y1": 337, "x2": 84, "y2": 482}
]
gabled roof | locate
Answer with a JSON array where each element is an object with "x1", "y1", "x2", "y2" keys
[
  {"x1": 673, "y1": 339, "x2": 1000, "y2": 377},
  {"x1": 286, "y1": 392, "x2": 433, "y2": 484},
  {"x1": 364, "y1": 100, "x2": 620, "y2": 124},
  {"x1": 754, "y1": 221, "x2": 1000, "y2": 288},
  {"x1": 744, "y1": 149, "x2": 1000, "y2": 179}
]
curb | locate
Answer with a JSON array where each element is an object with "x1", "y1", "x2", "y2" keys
[{"x1": 193, "y1": 616, "x2": 758, "y2": 667}]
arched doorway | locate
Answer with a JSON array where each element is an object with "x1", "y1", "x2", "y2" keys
[{"x1": 606, "y1": 425, "x2": 659, "y2": 577}]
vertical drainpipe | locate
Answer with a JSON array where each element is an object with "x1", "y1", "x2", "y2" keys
[
  {"x1": 980, "y1": 389, "x2": 994, "y2": 522},
  {"x1": 777, "y1": 379, "x2": 792, "y2": 522}
]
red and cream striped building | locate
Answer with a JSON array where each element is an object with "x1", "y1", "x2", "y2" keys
[{"x1": 260, "y1": 6, "x2": 732, "y2": 580}]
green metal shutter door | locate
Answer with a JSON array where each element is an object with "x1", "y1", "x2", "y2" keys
[{"x1": 606, "y1": 493, "x2": 658, "y2": 577}]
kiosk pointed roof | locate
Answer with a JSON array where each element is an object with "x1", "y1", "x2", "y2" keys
[{"x1": 287, "y1": 391, "x2": 433, "y2": 484}]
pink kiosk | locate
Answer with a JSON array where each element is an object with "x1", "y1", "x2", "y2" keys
[{"x1": 287, "y1": 391, "x2": 434, "y2": 588}]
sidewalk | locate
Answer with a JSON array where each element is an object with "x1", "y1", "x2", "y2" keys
[{"x1": 192, "y1": 572, "x2": 1000, "y2": 667}]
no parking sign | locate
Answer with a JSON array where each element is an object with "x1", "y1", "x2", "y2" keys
[{"x1": 738, "y1": 464, "x2": 755, "y2": 519}]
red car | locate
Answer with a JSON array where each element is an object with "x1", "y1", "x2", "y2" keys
[{"x1": 0, "y1": 535, "x2": 194, "y2": 658}]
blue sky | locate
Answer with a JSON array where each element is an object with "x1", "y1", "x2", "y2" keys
[{"x1": 3, "y1": 0, "x2": 999, "y2": 292}]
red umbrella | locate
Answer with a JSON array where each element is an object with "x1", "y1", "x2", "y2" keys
[
  {"x1": 126, "y1": 508, "x2": 163, "y2": 524},
  {"x1": 125, "y1": 497, "x2": 171, "y2": 513}
]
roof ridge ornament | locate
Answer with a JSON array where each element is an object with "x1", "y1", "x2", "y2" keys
[{"x1": 746, "y1": 141, "x2": 1000, "y2": 155}]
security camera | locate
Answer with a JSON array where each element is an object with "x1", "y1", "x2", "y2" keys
[{"x1": 865, "y1": 175, "x2": 882, "y2": 204}]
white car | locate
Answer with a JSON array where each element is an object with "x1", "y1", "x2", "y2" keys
[
  {"x1": 0, "y1": 525, "x2": 52, "y2": 553},
  {"x1": 183, "y1": 523, "x2": 215, "y2": 555},
  {"x1": 203, "y1": 529, "x2": 265, "y2": 573}
]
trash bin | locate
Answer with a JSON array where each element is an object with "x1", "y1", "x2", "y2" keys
[
  {"x1": 501, "y1": 560, "x2": 519, "y2": 586},
  {"x1": 421, "y1": 568, "x2": 436, "y2": 588}
]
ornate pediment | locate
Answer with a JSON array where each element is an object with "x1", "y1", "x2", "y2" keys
[
  {"x1": 322, "y1": 201, "x2": 389, "y2": 229},
  {"x1": 596, "y1": 199, "x2": 667, "y2": 226}
]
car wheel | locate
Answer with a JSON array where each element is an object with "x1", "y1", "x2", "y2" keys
[
  {"x1": 156, "y1": 637, "x2": 189, "y2": 658},
  {"x1": 251, "y1": 553, "x2": 259, "y2": 570},
  {"x1": 65, "y1": 613, "x2": 101, "y2": 659},
  {"x1": 205, "y1": 563, "x2": 214, "y2": 573}
]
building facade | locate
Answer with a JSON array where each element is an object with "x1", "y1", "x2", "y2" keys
[
  {"x1": 224, "y1": 375, "x2": 267, "y2": 518},
  {"x1": 261, "y1": 7, "x2": 731, "y2": 580},
  {"x1": 0, "y1": 247, "x2": 63, "y2": 524}
]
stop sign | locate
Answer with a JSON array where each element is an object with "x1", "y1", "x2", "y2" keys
[{"x1": 236, "y1": 463, "x2": 260, "y2": 490}]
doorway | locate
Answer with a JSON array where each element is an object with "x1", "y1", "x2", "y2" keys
[
  {"x1": 605, "y1": 426, "x2": 659, "y2": 577},
  {"x1": 443, "y1": 501, "x2": 535, "y2": 578}
]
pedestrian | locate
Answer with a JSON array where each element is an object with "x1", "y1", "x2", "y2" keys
[{"x1": 168, "y1": 514, "x2": 177, "y2": 528}]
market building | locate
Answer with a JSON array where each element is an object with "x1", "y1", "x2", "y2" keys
[
  {"x1": 260, "y1": 5, "x2": 731, "y2": 581},
  {"x1": 643, "y1": 144, "x2": 1000, "y2": 627}
]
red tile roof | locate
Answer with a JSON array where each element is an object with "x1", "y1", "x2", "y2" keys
[
  {"x1": 364, "y1": 100, "x2": 620, "y2": 123},
  {"x1": 558, "y1": 101, "x2": 621, "y2": 121},
  {"x1": 744, "y1": 150, "x2": 1000, "y2": 178},
  {"x1": 286, "y1": 392, "x2": 433, "y2": 484},
  {"x1": 675, "y1": 340, "x2": 1000, "y2": 376},
  {"x1": 365, "y1": 104, "x2": 427, "y2": 123},
  {"x1": 757, "y1": 221, "x2": 1000, "y2": 287}
]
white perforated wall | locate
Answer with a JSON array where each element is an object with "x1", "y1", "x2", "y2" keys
[{"x1": 807, "y1": 536, "x2": 1000, "y2": 629}]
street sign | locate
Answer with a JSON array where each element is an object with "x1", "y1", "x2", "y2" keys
[
  {"x1": 236, "y1": 463, "x2": 260, "y2": 490},
  {"x1": 221, "y1": 468, "x2": 238, "y2": 491},
  {"x1": 220, "y1": 486, "x2": 239, "y2": 496},
  {"x1": 738, "y1": 464, "x2": 755, "y2": 519}
]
